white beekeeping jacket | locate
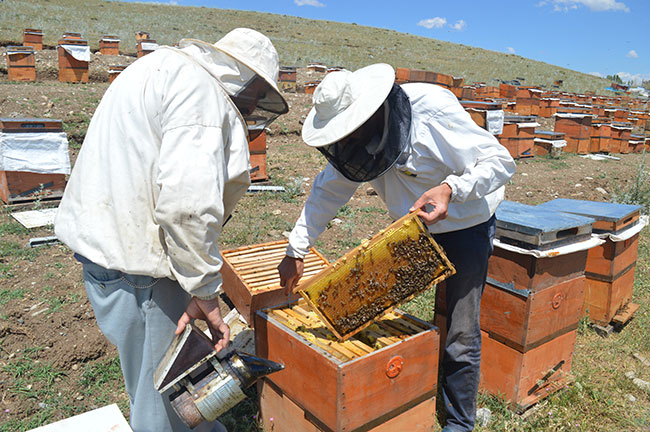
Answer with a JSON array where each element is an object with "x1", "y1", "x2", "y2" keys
[
  {"x1": 55, "y1": 47, "x2": 250, "y2": 299},
  {"x1": 287, "y1": 83, "x2": 516, "y2": 258}
]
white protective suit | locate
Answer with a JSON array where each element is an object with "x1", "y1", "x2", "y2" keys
[
  {"x1": 54, "y1": 45, "x2": 251, "y2": 299},
  {"x1": 286, "y1": 82, "x2": 516, "y2": 258}
]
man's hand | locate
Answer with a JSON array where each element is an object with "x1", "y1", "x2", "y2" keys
[
  {"x1": 175, "y1": 297, "x2": 230, "y2": 352},
  {"x1": 277, "y1": 256, "x2": 304, "y2": 295},
  {"x1": 409, "y1": 183, "x2": 453, "y2": 225}
]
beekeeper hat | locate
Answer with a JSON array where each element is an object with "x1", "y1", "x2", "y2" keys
[
  {"x1": 214, "y1": 28, "x2": 288, "y2": 114},
  {"x1": 302, "y1": 63, "x2": 395, "y2": 147}
]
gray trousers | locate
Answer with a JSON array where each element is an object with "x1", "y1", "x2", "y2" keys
[{"x1": 82, "y1": 262, "x2": 224, "y2": 432}]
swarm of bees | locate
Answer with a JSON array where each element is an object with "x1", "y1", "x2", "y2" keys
[{"x1": 315, "y1": 232, "x2": 450, "y2": 335}]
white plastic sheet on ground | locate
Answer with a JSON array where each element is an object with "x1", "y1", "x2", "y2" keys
[
  {"x1": 579, "y1": 154, "x2": 621, "y2": 161},
  {"x1": 0, "y1": 132, "x2": 71, "y2": 174},
  {"x1": 60, "y1": 44, "x2": 90, "y2": 62},
  {"x1": 493, "y1": 236, "x2": 604, "y2": 258},
  {"x1": 486, "y1": 109, "x2": 504, "y2": 135},
  {"x1": 595, "y1": 215, "x2": 648, "y2": 242},
  {"x1": 11, "y1": 208, "x2": 58, "y2": 229}
]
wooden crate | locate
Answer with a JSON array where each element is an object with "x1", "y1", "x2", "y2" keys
[
  {"x1": 0, "y1": 118, "x2": 67, "y2": 204},
  {"x1": 436, "y1": 276, "x2": 584, "y2": 352},
  {"x1": 6, "y1": 46, "x2": 36, "y2": 82},
  {"x1": 57, "y1": 38, "x2": 89, "y2": 83},
  {"x1": 108, "y1": 64, "x2": 128, "y2": 83},
  {"x1": 298, "y1": 212, "x2": 455, "y2": 340},
  {"x1": 99, "y1": 36, "x2": 120, "y2": 55},
  {"x1": 255, "y1": 300, "x2": 439, "y2": 432},
  {"x1": 137, "y1": 39, "x2": 157, "y2": 58},
  {"x1": 259, "y1": 379, "x2": 436, "y2": 432},
  {"x1": 23, "y1": 29, "x2": 43, "y2": 50},
  {"x1": 248, "y1": 131, "x2": 268, "y2": 182},
  {"x1": 220, "y1": 240, "x2": 330, "y2": 326}
]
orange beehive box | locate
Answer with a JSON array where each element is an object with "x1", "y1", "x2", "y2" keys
[
  {"x1": 610, "y1": 122, "x2": 632, "y2": 154},
  {"x1": 590, "y1": 122, "x2": 612, "y2": 153},
  {"x1": 304, "y1": 80, "x2": 320, "y2": 94},
  {"x1": 0, "y1": 118, "x2": 67, "y2": 204},
  {"x1": 537, "y1": 199, "x2": 642, "y2": 325},
  {"x1": 108, "y1": 64, "x2": 128, "y2": 83},
  {"x1": 255, "y1": 299, "x2": 439, "y2": 432},
  {"x1": 278, "y1": 66, "x2": 297, "y2": 92},
  {"x1": 99, "y1": 35, "x2": 120, "y2": 55},
  {"x1": 475, "y1": 86, "x2": 500, "y2": 99},
  {"x1": 539, "y1": 98, "x2": 559, "y2": 118},
  {"x1": 554, "y1": 113, "x2": 592, "y2": 154},
  {"x1": 5, "y1": 46, "x2": 36, "y2": 82},
  {"x1": 248, "y1": 130, "x2": 268, "y2": 182},
  {"x1": 499, "y1": 83, "x2": 517, "y2": 99},
  {"x1": 137, "y1": 39, "x2": 158, "y2": 58},
  {"x1": 57, "y1": 37, "x2": 89, "y2": 83},
  {"x1": 460, "y1": 100, "x2": 503, "y2": 132},
  {"x1": 307, "y1": 62, "x2": 327, "y2": 73},
  {"x1": 533, "y1": 130, "x2": 566, "y2": 157},
  {"x1": 498, "y1": 116, "x2": 537, "y2": 159},
  {"x1": 23, "y1": 29, "x2": 43, "y2": 50},
  {"x1": 629, "y1": 135, "x2": 645, "y2": 153},
  {"x1": 394, "y1": 67, "x2": 410, "y2": 85},
  {"x1": 259, "y1": 379, "x2": 436, "y2": 432},
  {"x1": 135, "y1": 31, "x2": 150, "y2": 42},
  {"x1": 220, "y1": 240, "x2": 330, "y2": 326}
]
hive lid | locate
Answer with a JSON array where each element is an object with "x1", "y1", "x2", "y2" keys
[
  {"x1": 496, "y1": 201, "x2": 594, "y2": 249},
  {"x1": 297, "y1": 212, "x2": 455, "y2": 340},
  {"x1": 537, "y1": 199, "x2": 641, "y2": 228}
]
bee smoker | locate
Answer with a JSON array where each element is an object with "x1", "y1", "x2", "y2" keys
[{"x1": 154, "y1": 323, "x2": 283, "y2": 429}]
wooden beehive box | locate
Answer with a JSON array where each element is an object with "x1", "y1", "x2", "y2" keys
[
  {"x1": 394, "y1": 67, "x2": 410, "y2": 85},
  {"x1": 0, "y1": 118, "x2": 67, "y2": 204},
  {"x1": 259, "y1": 378, "x2": 435, "y2": 432},
  {"x1": 499, "y1": 83, "x2": 517, "y2": 100},
  {"x1": 298, "y1": 212, "x2": 455, "y2": 340},
  {"x1": 304, "y1": 81, "x2": 320, "y2": 94},
  {"x1": 498, "y1": 116, "x2": 537, "y2": 159},
  {"x1": 490, "y1": 201, "x2": 593, "y2": 292},
  {"x1": 475, "y1": 86, "x2": 501, "y2": 99},
  {"x1": 99, "y1": 35, "x2": 120, "y2": 55},
  {"x1": 255, "y1": 299, "x2": 439, "y2": 432},
  {"x1": 554, "y1": 113, "x2": 592, "y2": 154},
  {"x1": 5, "y1": 46, "x2": 36, "y2": 82},
  {"x1": 436, "y1": 275, "x2": 584, "y2": 352},
  {"x1": 610, "y1": 122, "x2": 632, "y2": 154},
  {"x1": 539, "y1": 98, "x2": 560, "y2": 118},
  {"x1": 533, "y1": 130, "x2": 566, "y2": 157},
  {"x1": 460, "y1": 100, "x2": 503, "y2": 132},
  {"x1": 278, "y1": 66, "x2": 297, "y2": 93},
  {"x1": 629, "y1": 135, "x2": 645, "y2": 153},
  {"x1": 307, "y1": 62, "x2": 327, "y2": 73},
  {"x1": 590, "y1": 122, "x2": 612, "y2": 153},
  {"x1": 108, "y1": 64, "x2": 128, "y2": 83},
  {"x1": 23, "y1": 29, "x2": 43, "y2": 50},
  {"x1": 135, "y1": 31, "x2": 150, "y2": 42},
  {"x1": 220, "y1": 240, "x2": 329, "y2": 326},
  {"x1": 57, "y1": 37, "x2": 89, "y2": 83},
  {"x1": 248, "y1": 130, "x2": 268, "y2": 182},
  {"x1": 536, "y1": 199, "x2": 642, "y2": 325},
  {"x1": 137, "y1": 39, "x2": 158, "y2": 58}
]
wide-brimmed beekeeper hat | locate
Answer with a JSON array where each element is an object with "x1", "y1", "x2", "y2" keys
[{"x1": 302, "y1": 63, "x2": 395, "y2": 147}]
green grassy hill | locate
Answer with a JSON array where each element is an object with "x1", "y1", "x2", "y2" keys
[{"x1": 0, "y1": 0, "x2": 613, "y2": 94}]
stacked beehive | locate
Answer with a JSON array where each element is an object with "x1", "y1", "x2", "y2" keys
[
  {"x1": 395, "y1": 67, "x2": 453, "y2": 89},
  {"x1": 498, "y1": 115, "x2": 539, "y2": 158},
  {"x1": 5, "y1": 46, "x2": 36, "y2": 82},
  {"x1": 137, "y1": 38, "x2": 158, "y2": 58},
  {"x1": 554, "y1": 112, "x2": 592, "y2": 154},
  {"x1": 589, "y1": 120, "x2": 612, "y2": 153},
  {"x1": 99, "y1": 35, "x2": 120, "y2": 55},
  {"x1": 278, "y1": 66, "x2": 297, "y2": 93},
  {"x1": 435, "y1": 200, "x2": 596, "y2": 409},
  {"x1": 537, "y1": 199, "x2": 645, "y2": 330},
  {"x1": 460, "y1": 100, "x2": 504, "y2": 135},
  {"x1": 533, "y1": 130, "x2": 566, "y2": 157},
  {"x1": 57, "y1": 33, "x2": 89, "y2": 83},
  {"x1": 610, "y1": 122, "x2": 633, "y2": 154},
  {"x1": 514, "y1": 87, "x2": 542, "y2": 115},
  {"x1": 538, "y1": 97, "x2": 560, "y2": 117},
  {"x1": 108, "y1": 65, "x2": 128, "y2": 83},
  {"x1": 23, "y1": 29, "x2": 43, "y2": 50},
  {"x1": 0, "y1": 118, "x2": 70, "y2": 204}
]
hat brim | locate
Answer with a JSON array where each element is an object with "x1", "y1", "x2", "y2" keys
[
  {"x1": 302, "y1": 63, "x2": 395, "y2": 147},
  {"x1": 212, "y1": 44, "x2": 289, "y2": 114}
]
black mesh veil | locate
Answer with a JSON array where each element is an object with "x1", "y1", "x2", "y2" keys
[
  {"x1": 317, "y1": 84, "x2": 411, "y2": 183},
  {"x1": 230, "y1": 75, "x2": 289, "y2": 139}
]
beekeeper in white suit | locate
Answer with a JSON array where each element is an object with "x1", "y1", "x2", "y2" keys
[
  {"x1": 55, "y1": 28, "x2": 288, "y2": 432},
  {"x1": 278, "y1": 64, "x2": 515, "y2": 432}
]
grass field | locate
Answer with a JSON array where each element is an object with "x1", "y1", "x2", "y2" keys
[{"x1": 0, "y1": 0, "x2": 614, "y2": 94}]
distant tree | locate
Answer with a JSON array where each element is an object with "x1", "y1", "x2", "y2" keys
[
  {"x1": 607, "y1": 74, "x2": 623, "y2": 84},
  {"x1": 642, "y1": 80, "x2": 650, "y2": 91}
]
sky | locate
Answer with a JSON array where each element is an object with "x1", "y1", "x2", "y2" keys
[{"x1": 122, "y1": 0, "x2": 649, "y2": 85}]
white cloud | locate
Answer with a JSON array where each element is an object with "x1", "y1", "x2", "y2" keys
[
  {"x1": 588, "y1": 71, "x2": 604, "y2": 78},
  {"x1": 506, "y1": 47, "x2": 516, "y2": 54},
  {"x1": 417, "y1": 17, "x2": 447, "y2": 29},
  {"x1": 539, "y1": 0, "x2": 629, "y2": 12},
  {"x1": 626, "y1": 50, "x2": 638, "y2": 59},
  {"x1": 294, "y1": 0, "x2": 325, "y2": 7},
  {"x1": 450, "y1": 20, "x2": 466, "y2": 31},
  {"x1": 616, "y1": 72, "x2": 650, "y2": 85}
]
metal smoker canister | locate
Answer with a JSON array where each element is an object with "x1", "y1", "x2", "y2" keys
[{"x1": 154, "y1": 323, "x2": 284, "y2": 429}]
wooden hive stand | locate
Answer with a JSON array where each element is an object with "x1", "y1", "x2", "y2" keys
[
  {"x1": 434, "y1": 201, "x2": 595, "y2": 409},
  {"x1": 256, "y1": 299, "x2": 439, "y2": 431},
  {"x1": 220, "y1": 240, "x2": 330, "y2": 326},
  {"x1": 5, "y1": 46, "x2": 36, "y2": 82},
  {"x1": 537, "y1": 199, "x2": 644, "y2": 331},
  {"x1": 0, "y1": 118, "x2": 68, "y2": 205},
  {"x1": 23, "y1": 29, "x2": 43, "y2": 50},
  {"x1": 57, "y1": 36, "x2": 89, "y2": 83}
]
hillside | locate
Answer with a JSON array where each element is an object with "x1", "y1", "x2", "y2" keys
[{"x1": 0, "y1": 0, "x2": 613, "y2": 94}]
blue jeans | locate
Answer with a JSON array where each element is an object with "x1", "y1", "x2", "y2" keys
[
  {"x1": 82, "y1": 262, "x2": 224, "y2": 432},
  {"x1": 433, "y1": 215, "x2": 495, "y2": 432}
]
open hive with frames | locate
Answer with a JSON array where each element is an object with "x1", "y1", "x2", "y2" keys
[{"x1": 298, "y1": 212, "x2": 455, "y2": 340}]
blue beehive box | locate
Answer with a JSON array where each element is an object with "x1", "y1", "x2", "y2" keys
[{"x1": 536, "y1": 199, "x2": 640, "y2": 234}]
